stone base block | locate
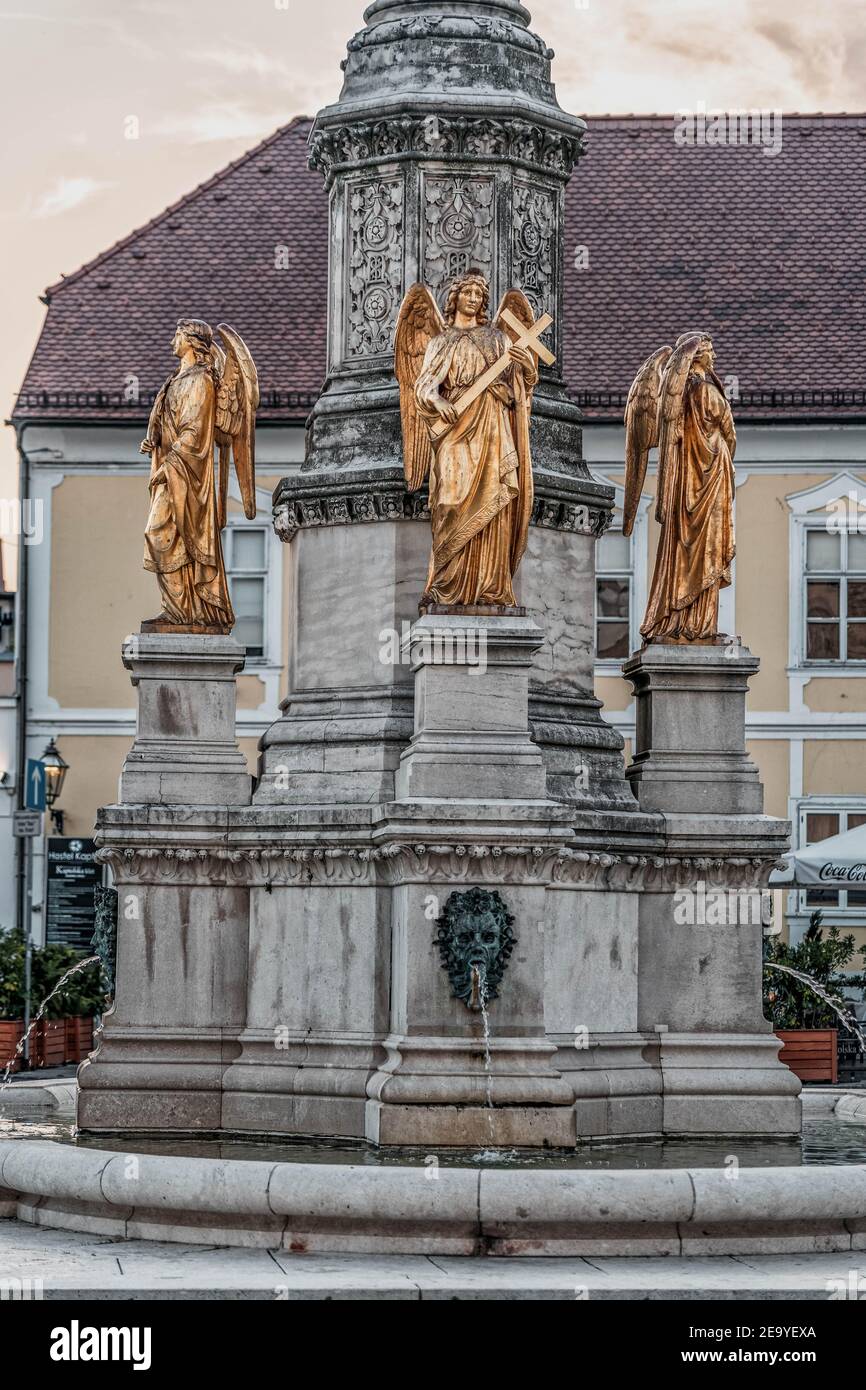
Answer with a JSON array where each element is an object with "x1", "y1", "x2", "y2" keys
[
  {"x1": 657, "y1": 1033, "x2": 802, "y2": 1137},
  {"x1": 119, "y1": 633, "x2": 252, "y2": 806},
  {"x1": 623, "y1": 642, "x2": 764, "y2": 815},
  {"x1": 76, "y1": 1030, "x2": 241, "y2": 1133},
  {"x1": 396, "y1": 614, "x2": 549, "y2": 802},
  {"x1": 366, "y1": 1102, "x2": 576, "y2": 1149}
]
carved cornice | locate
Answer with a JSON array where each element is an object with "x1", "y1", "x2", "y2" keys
[
  {"x1": 346, "y1": 14, "x2": 550, "y2": 61},
  {"x1": 274, "y1": 487, "x2": 606, "y2": 542},
  {"x1": 96, "y1": 844, "x2": 786, "y2": 892},
  {"x1": 309, "y1": 116, "x2": 586, "y2": 186}
]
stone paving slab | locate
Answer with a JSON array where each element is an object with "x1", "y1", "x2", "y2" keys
[{"x1": 1, "y1": 1222, "x2": 863, "y2": 1300}]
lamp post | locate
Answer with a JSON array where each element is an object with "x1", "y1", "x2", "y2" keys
[
  {"x1": 21, "y1": 741, "x2": 69, "y2": 1066},
  {"x1": 41, "y1": 739, "x2": 68, "y2": 835}
]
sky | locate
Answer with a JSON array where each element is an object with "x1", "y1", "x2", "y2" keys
[{"x1": 1, "y1": 0, "x2": 864, "y2": 584}]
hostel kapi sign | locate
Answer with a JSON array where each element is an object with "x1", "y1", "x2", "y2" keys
[{"x1": 45, "y1": 838, "x2": 100, "y2": 951}]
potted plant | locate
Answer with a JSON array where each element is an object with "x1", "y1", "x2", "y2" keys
[
  {"x1": 0, "y1": 928, "x2": 105, "y2": 1073},
  {"x1": 764, "y1": 912, "x2": 866, "y2": 1084}
]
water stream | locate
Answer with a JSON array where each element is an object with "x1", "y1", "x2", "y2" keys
[
  {"x1": 470, "y1": 963, "x2": 496, "y2": 1150},
  {"x1": 0, "y1": 956, "x2": 101, "y2": 1092},
  {"x1": 765, "y1": 962, "x2": 866, "y2": 1052}
]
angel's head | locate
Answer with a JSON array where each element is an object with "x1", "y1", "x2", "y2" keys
[
  {"x1": 677, "y1": 330, "x2": 715, "y2": 373},
  {"x1": 173, "y1": 318, "x2": 214, "y2": 364},
  {"x1": 445, "y1": 271, "x2": 490, "y2": 327}
]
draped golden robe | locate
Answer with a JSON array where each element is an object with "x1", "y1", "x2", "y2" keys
[
  {"x1": 143, "y1": 363, "x2": 234, "y2": 628},
  {"x1": 642, "y1": 372, "x2": 736, "y2": 643},
  {"x1": 414, "y1": 325, "x2": 536, "y2": 607}
]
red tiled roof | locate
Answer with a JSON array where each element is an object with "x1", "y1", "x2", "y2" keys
[{"x1": 12, "y1": 113, "x2": 866, "y2": 424}]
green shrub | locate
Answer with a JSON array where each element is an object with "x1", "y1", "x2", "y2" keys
[
  {"x1": 0, "y1": 928, "x2": 105, "y2": 1020},
  {"x1": 763, "y1": 912, "x2": 866, "y2": 1031}
]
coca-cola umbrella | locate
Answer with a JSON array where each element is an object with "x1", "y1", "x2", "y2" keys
[{"x1": 770, "y1": 822, "x2": 866, "y2": 888}]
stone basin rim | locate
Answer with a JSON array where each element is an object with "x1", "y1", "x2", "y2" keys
[{"x1": 2, "y1": 1140, "x2": 866, "y2": 1257}]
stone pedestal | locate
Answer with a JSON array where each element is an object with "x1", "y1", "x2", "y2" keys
[
  {"x1": 623, "y1": 642, "x2": 763, "y2": 815},
  {"x1": 77, "y1": 634, "x2": 253, "y2": 1132},
  {"x1": 396, "y1": 615, "x2": 548, "y2": 802},
  {"x1": 621, "y1": 642, "x2": 802, "y2": 1136},
  {"x1": 119, "y1": 634, "x2": 251, "y2": 806}
]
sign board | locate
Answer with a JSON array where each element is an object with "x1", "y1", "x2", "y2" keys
[
  {"x1": 25, "y1": 759, "x2": 46, "y2": 812},
  {"x1": 45, "y1": 838, "x2": 100, "y2": 952},
  {"x1": 13, "y1": 810, "x2": 42, "y2": 838}
]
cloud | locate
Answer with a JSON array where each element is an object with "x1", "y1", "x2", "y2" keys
[
  {"x1": 31, "y1": 176, "x2": 114, "y2": 218},
  {"x1": 192, "y1": 45, "x2": 295, "y2": 81},
  {"x1": 150, "y1": 103, "x2": 288, "y2": 144}
]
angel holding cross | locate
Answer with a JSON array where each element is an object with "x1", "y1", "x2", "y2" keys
[{"x1": 395, "y1": 271, "x2": 553, "y2": 610}]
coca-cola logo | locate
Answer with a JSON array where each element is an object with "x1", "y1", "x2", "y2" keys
[{"x1": 819, "y1": 862, "x2": 866, "y2": 882}]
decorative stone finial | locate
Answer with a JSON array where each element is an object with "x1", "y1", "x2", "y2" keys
[{"x1": 363, "y1": 0, "x2": 531, "y2": 23}]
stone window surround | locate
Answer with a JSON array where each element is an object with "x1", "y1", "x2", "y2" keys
[
  {"x1": 787, "y1": 471, "x2": 866, "y2": 690},
  {"x1": 223, "y1": 512, "x2": 272, "y2": 665},
  {"x1": 592, "y1": 484, "x2": 648, "y2": 671}
]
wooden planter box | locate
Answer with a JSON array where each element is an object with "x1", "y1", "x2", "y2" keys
[
  {"x1": 0, "y1": 1017, "x2": 94, "y2": 1073},
  {"x1": 776, "y1": 1028, "x2": 838, "y2": 1084}
]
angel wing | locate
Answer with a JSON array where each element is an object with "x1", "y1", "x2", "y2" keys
[
  {"x1": 214, "y1": 323, "x2": 260, "y2": 527},
  {"x1": 495, "y1": 288, "x2": 541, "y2": 405},
  {"x1": 655, "y1": 333, "x2": 705, "y2": 527},
  {"x1": 394, "y1": 285, "x2": 445, "y2": 492},
  {"x1": 623, "y1": 346, "x2": 672, "y2": 537}
]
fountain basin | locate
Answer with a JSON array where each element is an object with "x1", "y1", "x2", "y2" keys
[{"x1": 2, "y1": 1135, "x2": 866, "y2": 1257}]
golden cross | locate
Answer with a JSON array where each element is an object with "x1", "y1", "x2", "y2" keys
[{"x1": 429, "y1": 308, "x2": 556, "y2": 442}]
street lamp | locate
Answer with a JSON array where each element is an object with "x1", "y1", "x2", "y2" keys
[{"x1": 41, "y1": 739, "x2": 69, "y2": 835}]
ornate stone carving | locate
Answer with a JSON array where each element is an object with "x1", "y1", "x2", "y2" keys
[
  {"x1": 422, "y1": 175, "x2": 495, "y2": 300},
  {"x1": 310, "y1": 117, "x2": 585, "y2": 186},
  {"x1": 512, "y1": 180, "x2": 556, "y2": 329},
  {"x1": 96, "y1": 841, "x2": 786, "y2": 892},
  {"x1": 347, "y1": 178, "x2": 404, "y2": 358},
  {"x1": 530, "y1": 498, "x2": 603, "y2": 537},
  {"x1": 275, "y1": 485, "x2": 606, "y2": 541},
  {"x1": 345, "y1": 14, "x2": 551, "y2": 59},
  {"x1": 435, "y1": 887, "x2": 517, "y2": 1010}
]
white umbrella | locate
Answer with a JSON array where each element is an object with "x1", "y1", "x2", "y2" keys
[{"x1": 770, "y1": 822, "x2": 866, "y2": 888}]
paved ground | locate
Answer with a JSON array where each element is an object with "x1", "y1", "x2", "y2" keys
[{"x1": 0, "y1": 1222, "x2": 863, "y2": 1300}]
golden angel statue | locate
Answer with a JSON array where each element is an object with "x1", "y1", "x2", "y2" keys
[
  {"x1": 624, "y1": 331, "x2": 736, "y2": 645},
  {"x1": 395, "y1": 269, "x2": 553, "y2": 611},
  {"x1": 140, "y1": 318, "x2": 259, "y2": 632}
]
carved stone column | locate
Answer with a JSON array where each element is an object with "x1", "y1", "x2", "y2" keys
[{"x1": 265, "y1": 0, "x2": 631, "y2": 811}]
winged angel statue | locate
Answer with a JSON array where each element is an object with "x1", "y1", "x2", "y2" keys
[
  {"x1": 140, "y1": 319, "x2": 259, "y2": 632},
  {"x1": 624, "y1": 331, "x2": 737, "y2": 645},
  {"x1": 395, "y1": 271, "x2": 539, "y2": 610}
]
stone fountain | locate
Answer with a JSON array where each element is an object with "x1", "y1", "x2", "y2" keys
[{"x1": 77, "y1": 0, "x2": 800, "y2": 1148}]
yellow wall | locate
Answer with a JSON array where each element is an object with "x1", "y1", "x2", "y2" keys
[
  {"x1": 50, "y1": 477, "x2": 154, "y2": 708},
  {"x1": 54, "y1": 735, "x2": 129, "y2": 837},
  {"x1": 804, "y1": 678, "x2": 862, "y2": 713},
  {"x1": 804, "y1": 741, "x2": 866, "y2": 797},
  {"x1": 735, "y1": 473, "x2": 806, "y2": 711},
  {"x1": 746, "y1": 738, "x2": 789, "y2": 820}
]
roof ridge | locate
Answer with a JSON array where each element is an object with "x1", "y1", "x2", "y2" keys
[
  {"x1": 585, "y1": 111, "x2": 866, "y2": 123},
  {"x1": 43, "y1": 115, "x2": 314, "y2": 299}
]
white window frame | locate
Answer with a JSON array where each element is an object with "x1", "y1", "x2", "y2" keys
[
  {"x1": 802, "y1": 526, "x2": 866, "y2": 666},
  {"x1": 222, "y1": 480, "x2": 283, "y2": 681},
  {"x1": 788, "y1": 471, "x2": 866, "y2": 678},
  {"x1": 592, "y1": 485, "x2": 650, "y2": 673},
  {"x1": 795, "y1": 796, "x2": 866, "y2": 923}
]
